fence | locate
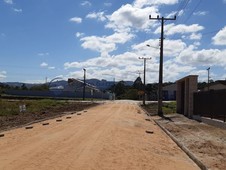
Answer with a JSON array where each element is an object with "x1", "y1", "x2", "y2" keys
[
  {"x1": 4, "y1": 89, "x2": 110, "y2": 100},
  {"x1": 193, "y1": 89, "x2": 226, "y2": 122}
]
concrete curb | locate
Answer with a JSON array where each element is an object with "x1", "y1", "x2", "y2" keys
[
  {"x1": 137, "y1": 105, "x2": 208, "y2": 170},
  {"x1": 154, "y1": 120, "x2": 208, "y2": 170}
]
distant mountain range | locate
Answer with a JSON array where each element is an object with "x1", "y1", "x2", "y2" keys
[{"x1": 1, "y1": 79, "x2": 134, "y2": 90}]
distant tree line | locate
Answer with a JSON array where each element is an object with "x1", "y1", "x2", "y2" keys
[
  {"x1": 0, "y1": 83, "x2": 49, "y2": 95},
  {"x1": 107, "y1": 77, "x2": 210, "y2": 100}
]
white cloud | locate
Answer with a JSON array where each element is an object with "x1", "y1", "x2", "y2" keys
[
  {"x1": 0, "y1": 71, "x2": 7, "y2": 80},
  {"x1": 176, "y1": 46, "x2": 226, "y2": 67},
  {"x1": 189, "y1": 33, "x2": 202, "y2": 40},
  {"x1": 155, "y1": 23, "x2": 204, "y2": 36},
  {"x1": 86, "y1": 11, "x2": 107, "y2": 21},
  {"x1": 4, "y1": 0, "x2": 13, "y2": 4},
  {"x1": 106, "y1": 4, "x2": 159, "y2": 32},
  {"x1": 40, "y1": 62, "x2": 48, "y2": 67},
  {"x1": 13, "y1": 8, "x2": 22, "y2": 13},
  {"x1": 164, "y1": 60, "x2": 195, "y2": 81},
  {"x1": 212, "y1": 26, "x2": 226, "y2": 45},
  {"x1": 193, "y1": 11, "x2": 208, "y2": 16},
  {"x1": 75, "y1": 32, "x2": 85, "y2": 38},
  {"x1": 223, "y1": 0, "x2": 226, "y2": 4},
  {"x1": 80, "y1": 1, "x2": 91, "y2": 6},
  {"x1": 40, "y1": 62, "x2": 55, "y2": 70},
  {"x1": 133, "y1": 0, "x2": 178, "y2": 8},
  {"x1": 69, "y1": 17, "x2": 82, "y2": 23},
  {"x1": 80, "y1": 32, "x2": 135, "y2": 54}
]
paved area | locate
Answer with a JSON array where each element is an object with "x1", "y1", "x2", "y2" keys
[{"x1": 0, "y1": 101, "x2": 199, "y2": 170}]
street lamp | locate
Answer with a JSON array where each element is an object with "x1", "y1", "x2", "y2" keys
[
  {"x1": 139, "y1": 57, "x2": 151, "y2": 105},
  {"x1": 83, "y1": 68, "x2": 86, "y2": 100},
  {"x1": 207, "y1": 67, "x2": 210, "y2": 91}
]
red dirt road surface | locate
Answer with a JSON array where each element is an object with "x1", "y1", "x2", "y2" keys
[{"x1": 0, "y1": 101, "x2": 199, "y2": 170}]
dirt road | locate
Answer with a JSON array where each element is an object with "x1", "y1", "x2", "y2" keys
[{"x1": 0, "y1": 101, "x2": 199, "y2": 170}]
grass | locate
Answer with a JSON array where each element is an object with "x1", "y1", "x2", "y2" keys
[
  {"x1": 142, "y1": 101, "x2": 177, "y2": 115},
  {"x1": 0, "y1": 99, "x2": 66, "y2": 116}
]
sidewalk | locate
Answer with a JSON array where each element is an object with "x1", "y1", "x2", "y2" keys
[{"x1": 153, "y1": 113, "x2": 226, "y2": 170}]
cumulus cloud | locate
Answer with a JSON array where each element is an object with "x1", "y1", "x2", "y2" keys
[
  {"x1": 86, "y1": 11, "x2": 107, "y2": 21},
  {"x1": 155, "y1": 23, "x2": 204, "y2": 35},
  {"x1": 69, "y1": 17, "x2": 82, "y2": 23},
  {"x1": 105, "y1": 4, "x2": 159, "y2": 32},
  {"x1": 133, "y1": 0, "x2": 178, "y2": 8},
  {"x1": 212, "y1": 26, "x2": 226, "y2": 45},
  {"x1": 188, "y1": 33, "x2": 202, "y2": 40},
  {"x1": 175, "y1": 45, "x2": 226, "y2": 67},
  {"x1": 80, "y1": 32, "x2": 135, "y2": 54}
]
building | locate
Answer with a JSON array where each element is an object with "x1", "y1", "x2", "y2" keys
[
  {"x1": 163, "y1": 83, "x2": 176, "y2": 100},
  {"x1": 203, "y1": 80, "x2": 226, "y2": 91}
]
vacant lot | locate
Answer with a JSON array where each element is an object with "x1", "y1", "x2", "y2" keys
[
  {"x1": 0, "y1": 101, "x2": 199, "y2": 170},
  {"x1": 0, "y1": 99, "x2": 98, "y2": 131}
]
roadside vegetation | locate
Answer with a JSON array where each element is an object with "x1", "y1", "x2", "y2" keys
[
  {"x1": 142, "y1": 102, "x2": 177, "y2": 115},
  {"x1": 0, "y1": 99, "x2": 68, "y2": 116}
]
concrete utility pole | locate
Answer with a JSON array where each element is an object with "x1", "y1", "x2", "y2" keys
[
  {"x1": 207, "y1": 67, "x2": 210, "y2": 91},
  {"x1": 149, "y1": 15, "x2": 176, "y2": 116},
  {"x1": 83, "y1": 68, "x2": 86, "y2": 100},
  {"x1": 139, "y1": 57, "x2": 151, "y2": 105}
]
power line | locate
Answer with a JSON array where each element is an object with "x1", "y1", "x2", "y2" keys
[{"x1": 183, "y1": 0, "x2": 202, "y2": 24}]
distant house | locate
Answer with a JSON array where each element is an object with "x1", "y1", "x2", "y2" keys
[
  {"x1": 163, "y1": 83, "x2": 176, "y2": 101},
  {"x1": 203, "y1": 80, "x2": 226, "y2": 91}
]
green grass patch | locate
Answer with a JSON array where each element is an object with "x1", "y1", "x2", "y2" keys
[
  {"x1": 142, "y1": 101, "x2": 176, "y2": 115},
  {"x1": 0, "y1": 99, "x2": 66, "y2": 116},
  {"x1": 162, "y1": 102, "x2": 176, "y2": 114}
]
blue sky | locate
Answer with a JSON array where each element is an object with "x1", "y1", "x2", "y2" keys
[{"x1": 1, "y1": 0, "x2": 226, "y2": 83}]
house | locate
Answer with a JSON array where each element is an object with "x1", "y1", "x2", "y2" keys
[
  {"x1": 163, "y1": 83, "x2": 176, "y2": 100},
  {"x1": 203, "y1": 80, "x2": 226, "y2": 91}
]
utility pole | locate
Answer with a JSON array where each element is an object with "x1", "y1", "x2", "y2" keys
[
  {"x1": 83, "y1": 68, "x2": 86, "y2": 100},
  {"x1": 207, "y1": 67, "x2": 210, "y2": 91},
  {"x1": 139, "y1": 57, "x2": 151, "y2": 105},
  {"x1": 149, "y1": 15, "x2": 176, "y2": 116}
]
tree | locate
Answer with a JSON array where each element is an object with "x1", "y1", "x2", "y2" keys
[
  {"x1": 30, "y1": 84, "x2": 49, "y2": 91},
  {"x1": 114, "y1": 81, "x2": 126, "y2": 98},
  {"x1": 21, "y1": 84, "x2": 28, "y2": 90},
  {"x1": 133, "y1": 77, "x2": 143, "y2": 90}
]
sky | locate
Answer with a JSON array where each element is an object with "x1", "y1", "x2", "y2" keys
[{"x1": 1, "y1": 0, "x2": 226, "y2": 84}]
